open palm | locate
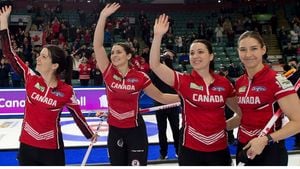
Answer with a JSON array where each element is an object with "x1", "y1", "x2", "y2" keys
[
  {"x1": 154, "y1": 14, "x2": 169, "y2": 37},
  {"x1": 100, "y1": 3, "x2": 120, "y2": 18},
  {"x1": 0, "y1": 6, "x2": 12, "y2": 23}
]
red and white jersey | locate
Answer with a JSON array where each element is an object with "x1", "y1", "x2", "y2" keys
[
  {"x1": 78, "y1": 63, "x2": 91, "y2": 80},
  {"x1": 103, "y1": 63, "x2": 151, "y2": 128},
  {"x1": 0, "y1": 29, "x2": 93, "y2": 149},
  {"x1": 173, "y1": 70, "x2": 235, "y2": 152},
  {"x1": 235, "y1": 65, "x2": 295, "y2": 144}
]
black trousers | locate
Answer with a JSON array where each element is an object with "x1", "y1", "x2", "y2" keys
[
  {"x1": 107, "y1": 115, "x2": 148, "y2": 166},
  {"x1": 178, "y1": 145, "x2": 232, "y2": 166},
  {"x1": 17, "y1": 143, "x2": 65, "y2": 166},
  {"x1": 155, "y1": 107, "x2": 180, "y2": 156},
  {"x1": 80, "y1": 79, "x2": 89, "y2": 86},
  {"x1": 236, "y1": 140, "x2": 288, "y2": 166},
  {"x1": 178, "y1": 128, "x2": 232, "y2": 166}
]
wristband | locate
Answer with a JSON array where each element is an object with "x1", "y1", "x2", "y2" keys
[{"x1": 266, "y1": 134, "x2": 274, "y2": 143}]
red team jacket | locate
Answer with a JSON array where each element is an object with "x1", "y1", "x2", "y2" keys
[
  {"x1": 103, "y1": 63, "x2": 151, "y2": 128},
  {"x1": 78, "y1": 63, "x2": 91, "y2": 80},
  {"x1": 0, "y1": 29, "x2": 93, "y2": 149},
  {"x1": 173, "y1": 70, "x2": 235, "y2": 152},
  {"x1": 235, "y1": 65, "x2": 296, "y2": 144}
]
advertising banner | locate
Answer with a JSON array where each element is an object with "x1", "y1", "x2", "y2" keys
[{"x1": 0, "y1": 88, "x2": 108, "y2": 115}]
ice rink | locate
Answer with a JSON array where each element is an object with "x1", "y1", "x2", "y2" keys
[{"x1": 0, "y1": 115, "x2": 300, "y2": 166}]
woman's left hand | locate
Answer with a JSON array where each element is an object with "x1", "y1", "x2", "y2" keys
[
  {"x1": 153, "y1": 14, "x2": 169, "y2": 37},
  {"x1": 91, "y1": 133, "x2": 99, "y2": 143},
  {"x1": 243, "y1": 136, "x2": 268, "y2": 159}
]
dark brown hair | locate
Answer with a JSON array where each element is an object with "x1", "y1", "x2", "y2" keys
[
  {"x1": 45, "y1": 45, "x2": 73, "y2": 85},
  {"x1": 113, "y1": 42, "x2": 134, "y2": 56},
  {"x1": 191, "y1": 39, "x2": 215, "y2": 70}
]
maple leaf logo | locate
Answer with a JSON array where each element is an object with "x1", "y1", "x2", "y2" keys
[{"x1": 32, "y1": 35, "x2": 40, "y2": 42}]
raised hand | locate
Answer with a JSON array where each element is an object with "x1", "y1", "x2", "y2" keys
[
  {"x1": 0, "y1": 5, "x2": 12, "y2": 30},
  {"x1": 153, "y1": 14, "x2": 169, "y2": 37},
  {"x1": 0, "y1": 6, "x2": 12, "y2": 22},
  {"x1": 100, "y1": 3, "x2": 120, "y2": 18}
]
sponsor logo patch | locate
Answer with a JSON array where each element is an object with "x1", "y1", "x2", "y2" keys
[
  {"x1": 131, "y1": 159, "x2": 140, "y2": 166},
  {"x1": 251, "y1": 86, "x2": 266, "y2": 92},
  {"x1": 275, "y1": 74, "x2": 293, "y2": 89},
  {"x1": 113, "y1": 74, "x2": 122, "y2": 81},
  {"x1": 190, "y1": 82, "x2": 203, "y2": 91},
  {"x1": 238, "y1": 86, "x2": 247, "y2": 93},
  {"x1": 211, "y1": 86, "x2": 225, "y2": 92},
  {"x1": 34, "y1": 82, "x2": 45, "y2": 92},
  {"x1": 51, "y1": 90, "x2": 64, "y2": 97},
  {"x1": 127, "y1": 78, "x2": 138, "y2": 83}
]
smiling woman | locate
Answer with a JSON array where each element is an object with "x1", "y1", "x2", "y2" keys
[
  {"x1": 0, "y1": 5, "x2": 97, "y2": 166},
  {"x1": 235, "y1": 31, "x2": 300, "y2": 166},
  {"x1": 92, "y1": 3, "x2": 180, "y2": 166},
  {"x1": 149, "y1": 13, "x2": 242, "y2": 166}
]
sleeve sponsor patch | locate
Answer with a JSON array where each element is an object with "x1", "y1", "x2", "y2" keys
[{"x1": 275, "y1": 74, "x2": 293, "y2": 89}]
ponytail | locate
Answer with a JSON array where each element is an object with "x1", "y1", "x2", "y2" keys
[{"x1": 45, "y1": 45, "x2": 73, "y2": 85}]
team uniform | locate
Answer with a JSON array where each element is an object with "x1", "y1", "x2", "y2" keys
[
  {"x1": 102, "y1": 63, "x2": 151, "y2": 166},
  {"x1": 0, "y1": 29, "x2": 94, "y2": 165},
  {"x1": 173, "y1": 70, "x2": 235, "y2": 165},
  {"x1": 235, "y1": 65, "x2": 295, "y2": 165},
  {"x1": 78, "y1": 62, "x2": 92, "y2": 86}
]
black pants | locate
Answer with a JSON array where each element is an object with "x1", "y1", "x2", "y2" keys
[
  {"x1": 155, "y1": 107, "x2": 180, "y2": 156},
  {"x1": 178, "y1": 128, "x2": 232, "y2": 166},
  {"x1": 236, "y1": 140, "x2": 288, "y2": 166},
  {"x1": 80, "y1": 79, "x2": 89, "y2": 86},
  {"x1": 107, "y1": 115, "x2": 148, "y2": 166},
  {"x1": 17, "y1": 143, "x2": 65, "y2": 166},
  {"x1": 178, "y1": 145, "x2": 232, "y2": 166}
]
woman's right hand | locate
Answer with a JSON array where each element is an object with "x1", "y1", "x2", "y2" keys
[
  {"x1": 100, "y1": 3, "x2": 120, "y2": 18},
  {"x1": 95, "y1": 111, "x2": 108, "y2": 119}
]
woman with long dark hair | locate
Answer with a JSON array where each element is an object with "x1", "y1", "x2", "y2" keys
[
  {"x1": 0, "y1": 6, "x2": 96, "y2": 166},
  {"x1": 93, "y1": 3, "x2": 180, "y2": 166}
]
